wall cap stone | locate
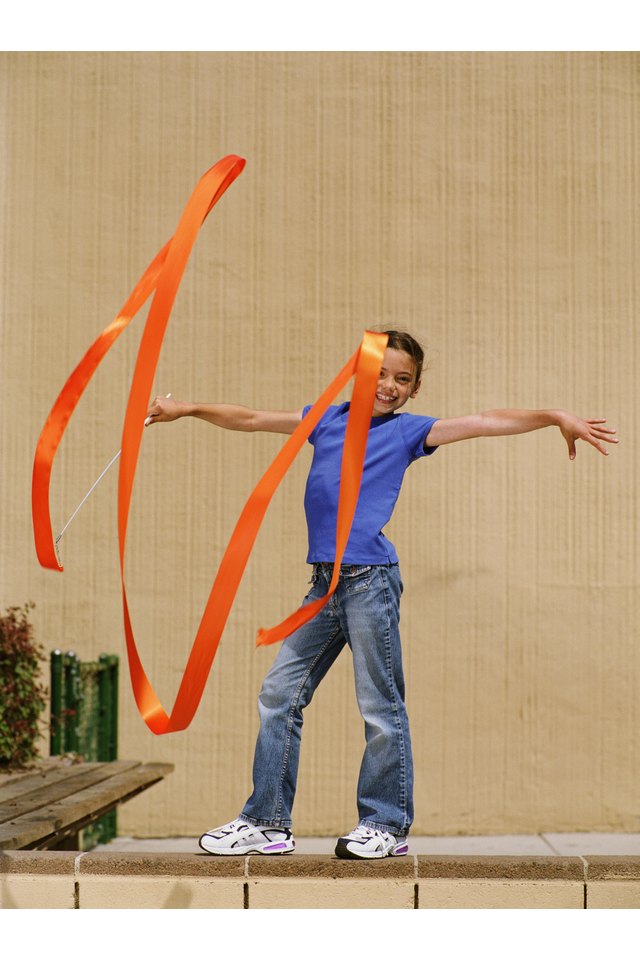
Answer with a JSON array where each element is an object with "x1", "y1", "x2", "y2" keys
[
  {"x1": 583, "y1": 856, "x2": 640, "y2": 880},
  {"x1": 0, "y1": 851, "x2": 77, "y2": 875},
  {"x1": 246, "y1": 854, "x2": 415, "y2": 878},
  {"x1": 8, "y1": 851, "x2": 640, "y2": 883},
  {"x1": 78, "y1": 852, "x2": 245, "y2": 877},
  {"x1": 416, "y1": 855, "x2": 585, "y2": 880}
]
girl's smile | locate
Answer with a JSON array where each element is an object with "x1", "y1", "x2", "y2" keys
[{"x1": 372, "y1": 347, "x2": 422, "y2": 417}]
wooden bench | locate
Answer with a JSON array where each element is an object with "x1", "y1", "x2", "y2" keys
[{"x1": 0, "y1": 758, "x2": 173, "y2": 850}]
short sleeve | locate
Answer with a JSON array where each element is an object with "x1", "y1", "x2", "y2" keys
[
  {"x1": 301, "y1": 403, "x2": 348, "y2": 445},
  {"x1": 399, "y1": 414, "x2": 440, "y2": 461},
  {"x1": 302, "y1": 403, "x2": 318, "y2": 444}
]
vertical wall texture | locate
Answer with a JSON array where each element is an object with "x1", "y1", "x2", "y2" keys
[{"x1": 1, "y1": 52, "x2": 637, "y2": 836}]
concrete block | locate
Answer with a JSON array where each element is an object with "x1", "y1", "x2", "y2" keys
[
  {"x1": 77, "y1": 852, "x2": 245, "y2": 909},
  {"x1": 587, "y1": 882, "x2": 640, "y2": 908},
  {"x1": 0, "y1": 875, "x2": 76, "y2": 909},
  {"x1": 418, "y1": 879, "x2": 583, "y2": 908},
  {"x1": 248, "y1": 877, "x2": 415, "y2": 909},
  {"x1": 0, "y1": 851, "x2": 77, "y2": 909},
  {"x1": 246, "y1": 853, "x2": 416, "y2": 909},
  {"x1": 78, "y1": 874, "x2": 243, "y2": 908},
  {"x1": 585, "y1": 856, "x2": 640, "y2": 908},
  {"x1": 417, "y1": 856, "x2": 585, "y2": 909}
]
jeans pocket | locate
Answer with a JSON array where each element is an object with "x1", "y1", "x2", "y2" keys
[
  {"x1": 302, "y1": 565, "x2": 321, "y2": 603},
  {"x1": 342, "y1": 564, "x2": 373, "y2": 594}
]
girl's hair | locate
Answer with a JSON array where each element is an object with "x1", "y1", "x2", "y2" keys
[{"x1": 381, "y1": 329, "x2": 425, "y2": 384}]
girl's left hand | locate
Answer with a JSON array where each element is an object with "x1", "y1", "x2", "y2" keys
[{"x1": 557, "y1": 413, "x2": 619, "y2": 459}]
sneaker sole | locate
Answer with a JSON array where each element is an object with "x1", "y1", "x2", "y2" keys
[
  {"x1": 198, "y1": 836, "x2": 296, "y2": 856},
  {"x1": 334, "y1": 839, "x2": 408, "y2": 860}
]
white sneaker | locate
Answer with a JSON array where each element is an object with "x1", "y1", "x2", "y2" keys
[
  {"x1": 199, "y1": 818, "x2": 295, "y2": 856},
  {"x1": 335, "y1": 825, "x2": 409, "y2": 859}
]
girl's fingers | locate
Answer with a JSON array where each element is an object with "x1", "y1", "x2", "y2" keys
[
  {"x1": 586, "y1": 436, "x2": 609, "y2": 455},
  {"x1": 590, "y1": 429, "x2": 618, "y2": 442},
  {"x1": 565, "y1": 418, "x2": 618, "y2": 459}
]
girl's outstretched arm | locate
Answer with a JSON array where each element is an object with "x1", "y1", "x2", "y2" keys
[
  {"x1": 145, "y1": 396, "x2": 303, "y2": 435},
  {"x1": 426, "y1": 410, "x2": 619, "y2": 459}
]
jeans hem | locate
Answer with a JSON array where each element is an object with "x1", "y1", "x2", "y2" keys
[
  {"x1": 359, "y1": 818, "x2": 409, "y2": 840},
  {"x1": 240, "y1": 812, "x2": 293, "y2": 830}
]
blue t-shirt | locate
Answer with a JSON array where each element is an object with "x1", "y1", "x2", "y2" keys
[{"x1": 301, "y1": 402, "x2": 439, "y2": 564}]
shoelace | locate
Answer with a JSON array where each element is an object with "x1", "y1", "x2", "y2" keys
[{"x1": 353, "y1": 827, "x2": 391, "y2": 841}]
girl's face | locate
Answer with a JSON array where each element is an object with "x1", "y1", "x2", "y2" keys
[{"x1": 372, "y1": 348, "x2": 421, "y2": 417}]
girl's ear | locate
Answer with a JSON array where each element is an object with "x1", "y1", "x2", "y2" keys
[{"x1": 410, "y1": 379, "x2": 422, "y2": 399}]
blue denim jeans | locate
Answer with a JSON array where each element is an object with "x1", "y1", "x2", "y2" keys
[{"x1": 241, "y1": 562, "x2": 413, "y2": 838}]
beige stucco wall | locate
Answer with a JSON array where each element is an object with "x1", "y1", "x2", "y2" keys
[{"x1": 1, "y1": 51, "x2": 637, "y2": 837}]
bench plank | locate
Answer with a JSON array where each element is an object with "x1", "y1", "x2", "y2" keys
[
  {"x1": 2, "y1": 763, "x2": 173, "y2": 850},
  {"x1": 0, "y1": 758, "x2": 63, "y2": 788},
  {"x1": 0, "y1": 761, "x2": 173, "y2": 850},
  {"x1": 0, "y1": 761, "x2": 141, "y2": 821},
  {"x1": 0, "y1": 819, "x2": 58, "y2": 849},
  {"x1": 0, "y1": 762, "x2": 104, "y2": 803}
]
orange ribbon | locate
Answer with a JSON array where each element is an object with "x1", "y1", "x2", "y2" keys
[
  {"x1": 32, "y1": 155, "x2": 388, "y2": 734},
  {"x1": 32, "y1": 155, "x2": 247, "y2": 572}
]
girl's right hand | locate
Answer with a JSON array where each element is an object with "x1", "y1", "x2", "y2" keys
[{"x1": 145, "y1": 395, "x2": 185, "y2": 426}]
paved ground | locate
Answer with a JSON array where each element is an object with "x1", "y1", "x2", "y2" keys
[{"x1": 95, "y1": 832, "x2": 640, "y2": 855}]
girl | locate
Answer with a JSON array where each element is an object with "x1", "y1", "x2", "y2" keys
[{"x1": 145, "y1": 330, "x2": 617, "y2": 859}]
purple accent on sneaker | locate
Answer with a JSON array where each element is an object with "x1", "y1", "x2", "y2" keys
[
  {"x1": 394, "y1": 843, "x2": 409, "y2": 855},
  {"x1": 262, "y1": 842, "x2": 288, "y2": 851}
]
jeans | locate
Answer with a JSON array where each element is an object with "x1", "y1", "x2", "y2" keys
[{"x1": 241, "y1": 562, "x2": 413, "y2": 838}]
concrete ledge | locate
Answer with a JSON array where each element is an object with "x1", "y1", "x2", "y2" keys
[{"x1": 3, "y1": 852, "x2": 640, "y2": 909}]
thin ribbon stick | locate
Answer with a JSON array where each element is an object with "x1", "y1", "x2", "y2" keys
[{"x1": 53, "y1": 395, "x2": 172, "y2": 564}]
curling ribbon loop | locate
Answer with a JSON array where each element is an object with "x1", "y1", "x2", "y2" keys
[
  {"x1": 32, "y1": 154, "x2": 246, "y2": 572},
  {"x1": 32, "y1": 156, "x2": 388, "y2": 734}
]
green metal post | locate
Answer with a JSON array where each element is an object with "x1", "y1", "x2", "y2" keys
[
  {"x1": 50, "y1": 648, "x2": 120, "y2": 848},
  {"x1": 50, "y1": 650, "x2": 63, "y2": 755},
  {"x1": 63, "y1": 651, "x2": 81, "y2": 754},
  {"x1": 97, "y1": 654, "x2": 119, "y2": 842},
  {"x1": 109, "y1": 655, "x2": 119, "y2": 761},
  {"x1": 98, "y1": 654, "x2": 110, "y2": 762},
  {"x1": 97, "y1": 654, "x2": 119, "y2": 761}
]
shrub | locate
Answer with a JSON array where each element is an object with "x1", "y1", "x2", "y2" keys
[{"x1": 0, "y1": 603, "x2": 47, "y2": 769}]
